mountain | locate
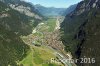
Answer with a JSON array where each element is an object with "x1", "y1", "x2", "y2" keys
[
  {"x1": 35, "y1": 4, "x2": 77, "y2": 17},
  {"x1": 62, "y1": 4, "x2": 77, "y2": 16},
  {"x1": 0, "y1": 0, "x2": 42, "y2": 18},
  {"x1": 0, "y1": 0, "x2": 43, "y2": 66},
  {"x1": 0, "y1": 0, "x2": 43, "y2": 35},
  {"x1": 35, "y1": 4, "x2": 67, "y2": 17},
  {"x1": 61, "y1": 0, "x2": 100, "y2": 66}
]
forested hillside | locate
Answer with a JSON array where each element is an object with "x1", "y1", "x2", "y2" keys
[
  {"x1": 61, "y1": 0, "x2": 100, "y2": 66},
  {"x1": 0, "y1": 0, "x2": 42, "y2": 65}
]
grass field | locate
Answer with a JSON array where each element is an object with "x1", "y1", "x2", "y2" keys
[
  {"x1": 19, "y1": 45, "x2": 61, "y2": 66},
  {"x1": 45, "y1": 18, "x2": 56, "y2": 32},
  {"x1": 39, "y1": 18, "x2": 56, "y2": 32}
]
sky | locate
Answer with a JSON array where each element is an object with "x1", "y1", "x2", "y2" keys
[{"x1": 25, "y1": 0, "x2": 82, "y2": 8}]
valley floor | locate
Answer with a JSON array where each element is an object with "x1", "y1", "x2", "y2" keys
[{"x1": 19, "y1": 17, "x2": 75, "y2": 66}]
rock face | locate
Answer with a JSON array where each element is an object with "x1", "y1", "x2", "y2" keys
[
  {"x1": 61, "y1": 0, "x2": 100, "y2": 66},
  {"x1": 71, "y1": 0, "x2": 100, "y2": 15},
  {"x1": 0, "y1": 0, "x2": 42, "y2": 19}
]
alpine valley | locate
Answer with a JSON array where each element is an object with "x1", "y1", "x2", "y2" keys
[{"x1": 0, "y1": 0, "x2": 100, "y2": 66}]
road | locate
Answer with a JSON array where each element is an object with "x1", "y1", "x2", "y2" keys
[{"x1": 55, "y1": 17, "x2": 61, "y2": 30}]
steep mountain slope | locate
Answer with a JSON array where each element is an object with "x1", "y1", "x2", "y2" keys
[
  {"x1": 0, "y1": 24, "x2": 29, "y2": 66},
  {"x1": 0, "y1": 0, "x2": 42, "y2": 19},
  {"x1": 61, "y1": 0, "x2": 100, "y2": 66},
  {"x1": 62, "y1": 4, "x2": 77, "y2": 16},
  {"x1": 0, "y1": 0, "x2": 42, "y2": 35},
  {"x1": 35, "y1": 4, "x2": 66, "y2": 17},
  {"x1": 0, "y1": 0, "x2": 42, "y2": 66}
]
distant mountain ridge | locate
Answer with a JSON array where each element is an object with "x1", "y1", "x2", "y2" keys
[
  {"x1": 35, "y1": 4, "x2": 77, "y2": 17},
  {"x1": 35, "y1": 4, "x2": 67, "y2": 17}
]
